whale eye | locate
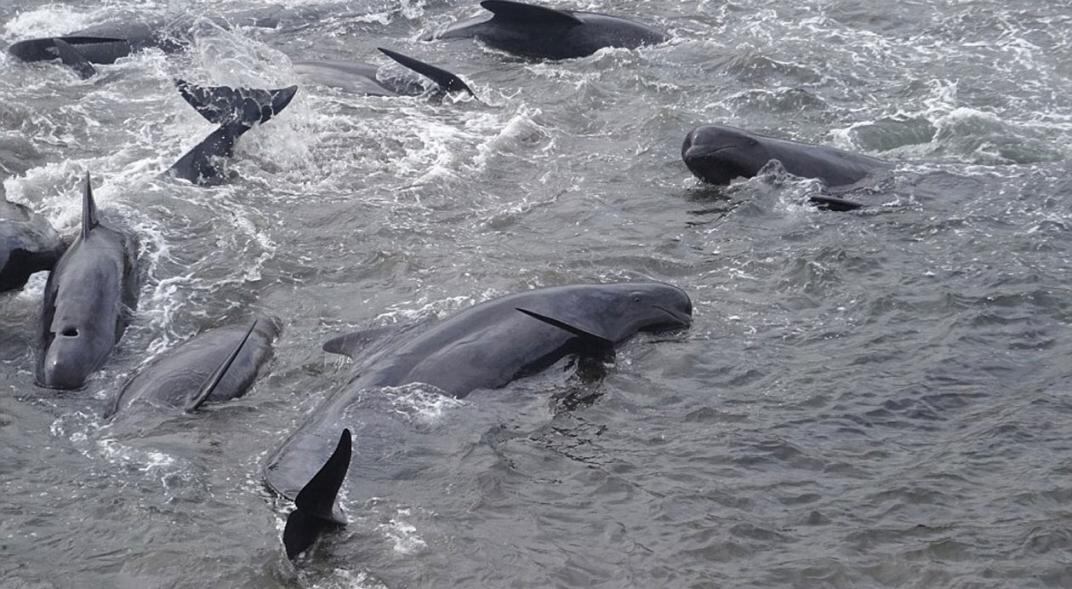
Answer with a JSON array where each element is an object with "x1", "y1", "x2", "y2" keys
[{"x1": 632, "y1": 294, "x2": 642, "y2": 303}]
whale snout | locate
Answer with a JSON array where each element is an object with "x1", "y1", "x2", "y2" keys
[{"x1": 682, "y1": 125, "x2": 761, "y2": 186}]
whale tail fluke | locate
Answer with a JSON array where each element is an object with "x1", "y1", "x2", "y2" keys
[
  {"x1": 52, "y1": 39, "x2": 97, "y2": 79},
  {"x1": 283, "y1": 428, "x2": 352, "y2": 560},
  {"x1": 168, "y1": 80, "x2": 298, "y2": 185},
  {"x1": 376, "y1": 47, "x2": 476, "y2": 98}
]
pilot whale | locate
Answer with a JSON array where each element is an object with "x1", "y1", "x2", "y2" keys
[
  {"x1": 167, "y1": 80, "x2": 297, "y2": 186},
  {"x1": 1, "y1": 200, "x2": 67, "y2": 292},
  {"x1": 294, "y1": 48, "x2": 475, "y2": 98},
  {"x1": 105, "y1": 317, "x2": 280, "y2": 418},
  {"x1": 433, "y1": 1, "x2": 668, "y2": 60},
  {"x1": 682, "y1": 124, "x2": 894, "y2": 211},
  {"x1": 267, "y1": 281, "x2": 692, "y2": 558},
  {"x1": 36, "y1": 174, "x2": 138, "y2": 390}
]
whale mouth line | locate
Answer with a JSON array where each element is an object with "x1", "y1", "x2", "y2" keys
[
  {"x1": 685, "y1": 145, "x2": 739, "y2": 161},
  {"x1": 652, "y1": 304, "x2": 691, "y2": 328}
]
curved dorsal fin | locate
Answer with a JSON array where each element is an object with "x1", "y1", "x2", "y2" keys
[
  {"x1": 81, "y1": 172, "x2": 98, "y2": 240},
  {"x1": 377, "y1": 47, "x2": 476, "y2": 98},
  {"x1": 184, "y1": 320, "x2": 258, "y2": 413},
  {"x1": 481, "y1": 1, "x2": 584, "y2": 26}
]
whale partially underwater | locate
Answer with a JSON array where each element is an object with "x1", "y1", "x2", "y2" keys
[
  {"x1": 433, "y1": 0, "x2": 668, "y2": 60},
  {"x1": 105, "y1": 316, "x2": 280, "y2": 419},
  {"x1": 1, "y1": 200, "x2": 67, "y2": 292},
  {"x1": 294, "y1": 48, "x2": 475, "y2": 98},
  {"x1": 168, "y1": 80, "x2": 297, "y2": 186},
  {"x1": 682, "y1": 124, "x2": 894, "y2": 211},
  {"x1": 268, "y1": 281, "x2": 693, "y2": 558},
  {"x1": 36, "y1": 174, "x2": 138, "y2": 390}
]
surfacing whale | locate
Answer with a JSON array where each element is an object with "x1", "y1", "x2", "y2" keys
[
  {"x1": 36, "y1": 174, "x2": 138, "y2": 390},
  {"x1": 682, "y1": 124, "x2": 894, "y2": 211},
  {"x1": 268, "y1": 282, "x2": 692, "y2": 558},
  {"x1": 105, "y1": 316, "x2": 280, "y2": 419},
  {"x1": 1, "y1": 200, "x2": 67, "y2": 292},
  {"x1": 433, "y1": 0, "x2": 668, "y2": 60}
]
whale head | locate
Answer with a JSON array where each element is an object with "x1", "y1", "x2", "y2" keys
[{"x1": 682, "y1": 125, "x2": 772, "y2": 185}]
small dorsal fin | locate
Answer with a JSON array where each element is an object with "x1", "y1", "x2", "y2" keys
[
  {"x1": 323, "y1": 322, "x2": 425, "y2": 359},
  {"x1": 184, "y1": 320, "x2": 258, "y2": 413},
  {"x1": 481, "y1": 1, "x2": 584, "y2": 26},
  {"x1": 809, "y1": 195, "x2": 865, "y2": 211},
  {"x1": 283, "y1": 429, "x2": 353, "y2": 559},
  {"x1": 516, "y1": 308, "x2": 615, "y2": 356},
  {"x1": 52, "y1": 38, "x2": 97, "y2": 79},
  {"x1": 81, "y1": 172, "x2": 98, "y2": 240},
  {"x1": 376, "y1": 47, "x2": 476, "y2": 98}
]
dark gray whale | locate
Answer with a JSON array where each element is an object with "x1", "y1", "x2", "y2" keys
[
  {"x1": 268, "y1": 282, "x2": 692, "y2": 558},
  {"x1": 168, "y1": 80, "x2": 298, "y2": 186},
  {"x1": 105, "y1": 317, "x2": 280, "y2": 418},
  {"x1": 294, "y1": 48, "x2": 475, "y2": 98},
  {"x1": 682, "y1": 124, "x2": 894, "y2": 211},
  {"x1": 433, "y1": 1, "x2": 668, "y2": 60},
  {"x1": 1, "y1": 200, "x2": 67, "y2": 292},
  {"x1": 6, "y1": 11, "x2": 285, "y2": 78},
  {"x1": 682, "y1": 124, "x2": 892, "y2": 188},
  {"x1": 36, "y1": 174, "x2": 138, "y2": 390}
]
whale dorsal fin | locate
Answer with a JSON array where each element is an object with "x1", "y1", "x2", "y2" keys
[
  {"x1": 323, "y1": 319, "x2": 433, "y2": 359},
  {"x1": 283, "y1": 429, "x2": 352, "y2": 559},
  {"x1": 53, "y1": 38, "x2": 97, "y2": 79},
  {"x1": 481, "y1": 1, "x2": 583, "y2": 26},
  {"x1": 184, "y1": 320, "x2": 258, "y2": 413},
  {"x1": 376, "y1": 47, "x2": 475, "y2": 98},
  {"x1": 515, "y1": 308, "x2": 615, "y2": 358},
  {"x1": 80, "y1": 172, "x2": 98, "y2": 240}
]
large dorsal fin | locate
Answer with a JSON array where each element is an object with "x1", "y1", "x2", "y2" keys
[
  {"x1": 184, "y1": 320, "x2": 258, "y2": 413},
  {"x1": 52, "y1": 38, "x2": 97, "y2": 79},
  {"x1": 376, "y1": 47, "x2": 476, "y2": 98},
  {"x1": 481, "y1": 1, "x2": 584, "y2": 26},
  {"x1": 323, "y1": 319, "x2": 431, "y2": 359},
  {"x1": 283, "y1": 429, "x2": 353, "y2": 559},
  {"x1": 515, "y1": 307, "x2": 615, "y2": 357},
  {"x1": 80, "y1": 172, "x2": 98, "y2": 240}
]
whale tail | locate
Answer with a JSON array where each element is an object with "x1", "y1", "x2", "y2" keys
[
  {"x1": 376, "y1": 48, "x2": 476, "y2": 98},
  {"x1": 168, "y1": 80, "x2": 298, "y2": 185},
  {"x1": 282, "y1": 429, "x2": 352, "y2": 560}
]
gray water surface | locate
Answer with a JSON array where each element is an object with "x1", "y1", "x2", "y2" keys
[{"x1": 1, "y1": 1, "x2": 1071, "y2": 587}]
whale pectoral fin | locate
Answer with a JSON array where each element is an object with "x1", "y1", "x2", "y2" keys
[
  {"x1": 809, "y1": 195, "x2": 865, "y2": 211},
  {"x1": 515, "y1": 308, "x2": 616, "y2": 359},
  {"x1": 53, "y1": 39, "x2": 96, "y2": 79},
  {"x1": 481, "y1": 1, "x2": 584, "y2": 26},
  {"x1": 283, "y1": 429, "x2": 352, "y2": 559},
  {"x1": 376, "y1": 47, "x2": 476, "y2": 98},
  {"x1": 184, "y1": 320, "x2": 258, "y2": 413}
]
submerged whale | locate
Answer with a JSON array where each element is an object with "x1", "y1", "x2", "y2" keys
[
  {"x1": 105, "y1": 317, "x2": 280, "y2": 419},
  {"x1": 1, "y1": 200, "x2": 67, "y2": 292},
  {"x1": 36, "y1": 174, "x2": 138, "y2": 390},
  {"x1": 294, "y1": 48, "x2": 475, "y2": 98},
  {"x1": 168, "y1": 80, "x2": 297, "y2": 186},
  {"x1": 433, "y1": 0, "x2": 668, "y2": 60},
  {"x1": 267, "y1": 281, "x2": 692, "y2": 558}
]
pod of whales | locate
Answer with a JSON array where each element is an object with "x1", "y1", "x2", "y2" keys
[
  {"x1": 36, "y1": 174, "x2": 138, "y2": 390},
  {"x1": 0, "y1": 200, "x2": 67, "y2": 292},
  {"x1": 434, "y1": 0, "x2": 668, "y2": 60},
  {"x1": 105, "y1": 317, "x2": 280, "y2": 418},
  {"x1": 269, "y1": 281, "x2": 692, "y2": 557},
  {"x1": 168, "y1": 80, "x2": 298, "y2": 186},
  {"x1": 294, "y1": 48, "x2": 475, "y2": 98}
]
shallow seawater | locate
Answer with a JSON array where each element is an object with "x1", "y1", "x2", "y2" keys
[{"x1": 1, "y1": 1, "x2": 1071, "y2": 587}]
